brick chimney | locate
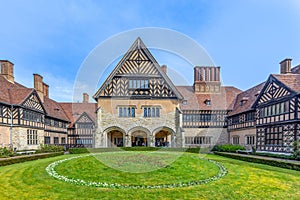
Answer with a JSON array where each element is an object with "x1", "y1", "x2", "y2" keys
[
  {"x1": 33, "y1": 74, "x2": 44, "y2": 102},
  {"x1": 193, "y1": 66, "x2": 221, "y2": 93},
  {"x1": 83, "y1": 93, "x2": 89, "y2": 103},
  {"x1": 43, "y1": 83, "x2": 49, "y2": 98},
  {"x1": 280, "y1": 58, "x2": 292, "y2": 74},
  {"x1": 161, "y1": 65, "x2": 167, "y2": 74},
  {"x1": 0, "y1": 60, "x2": 14, "y2": 83}
]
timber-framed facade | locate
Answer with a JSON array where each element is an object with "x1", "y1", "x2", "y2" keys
[
  {"x1": 1, "y1": 38, "x2": 300, "y2": 153},
  {"x1": 228, "y1": 59, "x2": 300, "y2": 153}
]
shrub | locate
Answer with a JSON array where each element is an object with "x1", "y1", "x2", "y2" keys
[
  {"x1": 35, "y1": 144, "x2": 64, "y2": 153},
  {"x1": 292, "y1": 140, "x2": 300, "y2": 160},
  {"x1": 255, "y1": 152, "x2": 294, "y2": 160},
  {"x1": 0, "y1": 147, "x2": 14, "y2": 158},
  {"x1": 0, "y1": 152, "x2": 64, "y2": 166},
  {"x1": 69, "y1": 148, "x2": 90, "y2": 154},
  {"x1": 214, "y1": 152, "x2": 300, "y2": 171},
  {"x1": 69, "y1": 147, "x2": 203, "y2": 154},
  {"x1": 212, "y1": 144, "x2": 246, "y2": 152}
]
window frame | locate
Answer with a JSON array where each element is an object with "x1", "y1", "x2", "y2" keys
[
  {"x1": 27, "y1": 129, "x2": 38, "y2": 145},
  {"x1": 142, "y1": 106, "x2": 161, "y2": 118},
  {"x1": 118, "y1": 106, "x2": 136, "y2": 118}
]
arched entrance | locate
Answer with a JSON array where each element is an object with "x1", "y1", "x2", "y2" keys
[
  {"x1": 107, "y1": 130, "x2": 124, "y2": 147},
  {"x1": 131, "y1": 130, "x2": 148, "y2": 147},
  {"x1": 153, "y1": 127, "x2": 174, "y2": 147}
]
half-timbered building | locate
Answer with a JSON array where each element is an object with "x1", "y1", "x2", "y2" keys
[
  {"x1": 93, "y1": 38, "x2": 184, "y2": 147},
  {"x1": 93, "y1": 38, "x2": 241, "y2": 148},
  {"x1": 177, "y1": 66, "x2": 241, "y2": 147},
  {"x1": 0, "y1": 60, "x2": 69, "y2": 150},
  {"x1": 2, "y1": 38, "x2": 299, "y2": 153},
  {"x1": 60, "y1": 94, "x2": 97, "y2": 148},
  {"x1": 228, "y1": 59, "x2": 300, "y2": 153}
]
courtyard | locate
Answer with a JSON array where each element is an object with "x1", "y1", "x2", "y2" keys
[{"x1": 0, "y1": 151, "x2": 299, "y2": 200}]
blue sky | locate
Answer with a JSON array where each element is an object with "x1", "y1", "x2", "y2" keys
[{"x1": 1, "y1": 0, "x2": 299, "y2": 102}]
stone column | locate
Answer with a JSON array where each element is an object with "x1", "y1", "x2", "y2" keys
[
  {"x1": 124, "y1": 134, "x2": 131, "y2": 147},
  {"x1": 149, "y1": 134, "x2": 155, "y2": 147}
]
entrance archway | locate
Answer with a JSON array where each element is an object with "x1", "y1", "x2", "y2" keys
[
  {"x1": 153, "y1": 127, "x2": 174, "y2": 147},
  {"x1": 131, "y1": 130, "x2": 148, "y2": 147},
  {"x1": 107, "y1": 130, "x2": 124, "y2": 147}
]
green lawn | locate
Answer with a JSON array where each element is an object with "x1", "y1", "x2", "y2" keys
[
  {"x1": 54, "y1": 152, "x2": 220, "y2": 187},
  {"x1": 0, "y1": 152, "x2": 299, "y2": 200}
]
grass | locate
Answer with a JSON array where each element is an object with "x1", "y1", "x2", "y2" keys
[
  {"x1": 0, "y1": 152, "x2": 299, "y2": 200},
  {"x1": 54, "y1": 152, "x2": 219, "y2": 186}
]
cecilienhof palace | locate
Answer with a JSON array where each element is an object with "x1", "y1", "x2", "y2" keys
[{"x1": 1, "y1": 38, "x2": 299, "y2": 153}]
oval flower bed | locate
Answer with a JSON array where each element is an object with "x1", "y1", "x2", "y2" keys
[{"x1": 46, "y1": 152, "x2": 227, "y2": 189}]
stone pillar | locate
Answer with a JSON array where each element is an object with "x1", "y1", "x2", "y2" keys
[
  {"x1": 124, "y1": 134, "x2": 131, "y2": 147},
  {"x1": 149, "y1": 134, "x2": 155, "y2": 147}
]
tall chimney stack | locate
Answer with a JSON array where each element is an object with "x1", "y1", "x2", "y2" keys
[
  {"x1": 43, "y1": 83, "x2": 49, "y2": 98},
  {"x1": 280, "y1": 58, "x2": 292, "y2": 74},
  {"x1": 33, "y1": 74, "x2": 44, "y2": 102},
  {"x1": 161, "y1": 65, "x2": 167, "y2": 74},
  {"x1": 0, "y1": 60, "x2": 14, "y2": 83},
  {"x1": 83, "y1": 93, "x2": 89, "y2": 103},
  {"x1": 193, "y1": 66, "x2": 221, "y2": 94}
]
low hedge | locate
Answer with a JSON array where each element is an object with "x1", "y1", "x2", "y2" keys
[
  {"x1": 255, "y1": 152, "x2": 295, "y2": 160},
  {"x1": 36, "y1": 144, "x2": 64, "y2": 153},
  {"x1": 212, "y1": 144, "x2": 246, "y2": 152},
  {"x1": 214, "y1": 152, "x2": 300, "y2": 171},
  {"x1": 69, "y1": 147, "x2": 202, "y2": 154},
  {"x1": 69, "y1": 148, "x2": 90, "y2": 154},
  {"x1": 0, "y1": 152, "x2": 64, "y2": 167}
]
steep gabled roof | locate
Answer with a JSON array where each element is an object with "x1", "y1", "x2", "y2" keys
[
  {"x1": 176, "y1": 86, "x2": 242, "y2": 111},
  {"x1": 0, "y1": 75, "x2": 32, "y2": 105},
  {"x1": 93, "y1": 37, "x2": 183, "y2": 100},
  {"x1": 291, "y1": 65, "x2": 300, "y2": 74},
  {"x1": 44, "y1": 97, "x2": 69, "y2": 121},
  {"x1": 60, "y1": 102, "x2": 97, "y2": 127},
  {"x1": 228, "y1": 82, "x2": 265, "y2": 116},
  {"x1": 272, "y1": 74, "x2": 300, "y2": 93},
  {"x1": 74, "y1": 112, "x2": 95, "y2": 124}
]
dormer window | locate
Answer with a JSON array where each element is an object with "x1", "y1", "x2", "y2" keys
[
  {"x1": 204, "y1": 99, "x2": 211, "y2": 106},
  {"x1": 182, "y1": 100, "x2": 187, "y2": 105},
  {"x1": 239, "y1": 97, "x2": 249, "y2": 106}
]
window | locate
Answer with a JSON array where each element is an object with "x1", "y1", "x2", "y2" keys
[
  {"x1": 54, "y1": 137, "x2": 59, "y2": 144},
  {"x1": 76, "y1": 139, "x2": 93, "y2": 145},
  {"x1": 27, "y1": 129, "x2": 38, "y2": 145},
  {"x1": 245, "y1": 135, "x2": 255, "y2": 145},
  {"x1": 45, "y1": 118, "x2": 51, "y2": 126},
  {"x1": 205, "y1": 99, "x2": 211, "y2": 106},
  {"x1": 260, "y1": 101, "x2": 289, "y2": 117},
  {"x1": 182, "y1": 100, "x2": 187, "y2": 105},
  {"x1": 265, "y1": 126, "x2": 283, "y2": 146},
  {"x1": 232, "y1": 136, "x2": 239, "y2": 145},
  {"x1": 118, "y1": 106, "x2": 135, "y2": 117},
  {"x1": 183, "y1": 114, "x2": 226, "y2": 123},
  {"x1": 61, "y1": 137, "x2": 66, "y2": 144},
  {"x1": 23, "y1": 110, "x2": 42, "y2": 122},
  {"x1": 44, "y1": 136, "x2": 50, "y2": 144},
  {"x1": 129, "y1": 79, "x2": 149, "y2": 89},
  {"x1": 53, "y1": 120, "x2": 59, "y2": 127},
  {"x1": 143, "y1": 106, "x2": 160, "y2": 117}
]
